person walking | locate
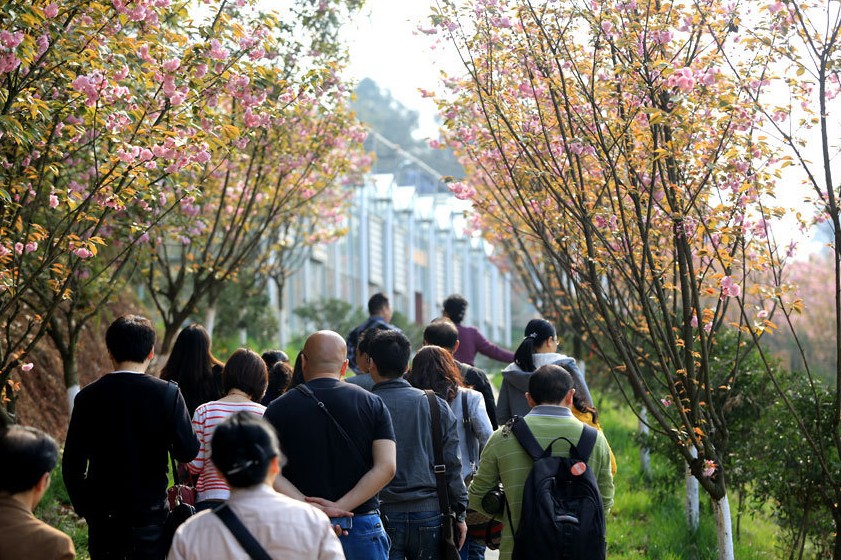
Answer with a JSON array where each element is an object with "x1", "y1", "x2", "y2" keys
[
  {"x1": 264, "y1": 330, "x2": 396, "y2": 560},
  {"x1": 369, "y1": 331, "x2": 468, "y2": 560},
  {"x1": 160, "y1": 324, "x2": 225, "y2": 417},
  {"x1": 468, "y1": 365, "x2": 614, "y2": 560},
  {"x1": 497, "y1": 318, "x2": 592, "y2": 425},
  {"x1": 442, "y1": 295, "x2": 513, "y2": 367},
  {"x1": 169, "y1": 412, "x2": 345, "y2": 560},
  {"x1": 63, "y1": 315, "x2": 199, "y2": 559},
  {"x1": 187, "y1": 349, "x2": 268, "y2": 511},
  {"x1": 406, "y1": 345, "x2": 493, "y2": 560},
  {"x1": 346, "y1": 293, "x2": 400, "y2": 373}
]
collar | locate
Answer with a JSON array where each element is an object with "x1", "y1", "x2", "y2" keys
[
  {"x1": 110, "y1": 370, "x2": 145, "y2": 375},
  {"x1": 304, "y1": 377, "x2": 342, "y2": 387},
  {"x1": 527, "y1": 404, "x2": 573, "y2": 418},
  {"x1": 228, "y1": 484, "x2": 275, "y2": 501},
  {"x1": 0, "y1": 493, "x2": 33, "y2": 516},
  {"x1": 372, "y1": 377, "x2": 410, "y2": 390}
]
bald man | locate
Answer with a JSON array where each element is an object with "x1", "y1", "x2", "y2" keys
[{"x1": 264, "y1": 331, "x2": 397, "y2": 560}]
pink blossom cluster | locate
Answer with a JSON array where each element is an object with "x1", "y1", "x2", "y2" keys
[
  {"x1": 720, "y1": 275, "x2": 741, "y2": 299},
  {"x1": 0, "y1": 30, "x2": 24, "y2": 73},
  {"x1": 449, "y1": 181, "x2": 477, "y2": 200}
]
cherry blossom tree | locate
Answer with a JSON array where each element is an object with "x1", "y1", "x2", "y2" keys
[{"x1": 430, "y1": 0, "x2": 815, "y2": 556}]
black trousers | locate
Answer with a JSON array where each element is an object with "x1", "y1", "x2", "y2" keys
[{"x1": 87, "y1": 517, "x2": 168, "y2": 560}]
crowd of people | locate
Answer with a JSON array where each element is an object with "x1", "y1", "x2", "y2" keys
[{"x1": 0, "y1": 293, "x2": 615, "y2": 560}]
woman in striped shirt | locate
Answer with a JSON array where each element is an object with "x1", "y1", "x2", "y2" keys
[{"x1": 187, "y1": 348, "x2": 268, "y2": 511}]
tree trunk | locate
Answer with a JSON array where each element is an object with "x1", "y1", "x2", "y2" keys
[
  {"x1": 639, "y1": 408, "x2": 651, "y2": 475},
  {"x1": 205, "y1": 305, "x2": 217, "y2": 339},
  {"x1": 239, "y1": 327, "x2": 247, "y2": 345},
  {"x1": 686, "y1": 447, "x2": 700, "y2": 533},
  {"x1": 713, "y1": 493, "x2": 735, "y2": 560},
  {"x1": 63, "y1": 348, "x2": 80, "y2": 415}
]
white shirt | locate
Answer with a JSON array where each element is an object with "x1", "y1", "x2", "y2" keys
[{"x1": 168, "y1": 484, "x2": 346, "y2": 560}]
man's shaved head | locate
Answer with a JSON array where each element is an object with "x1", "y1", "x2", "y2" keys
[{"x1": 302, "y1": 330, "x2": 348, "y2": 380}]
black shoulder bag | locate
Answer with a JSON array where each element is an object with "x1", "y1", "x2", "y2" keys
[
  {"x1": 214, "y1": 503, "x2": 272, "y2": 560},
  {"x1": 164, "y1": 381, "x2": 196, "y2": 544},
  {"x1": 424, "y1": 390, "x2": 461, "y2": 560}
]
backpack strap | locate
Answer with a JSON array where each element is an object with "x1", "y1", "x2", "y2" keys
[
  {"x1": 214, "y1": 503, "x2": 272, "y2": 560},
  {"x1": 461, "y1": 391, "x2": 475, "y2": 467},
  {"x1": 510, "y1": 416, "x2": 545, "y2": 461},
  {"x1": 425, "y1": 390, "x2": 452, "y2": 517},
  {"x1": 573, "y1": 425, "x2": 598, "y2": 463}
]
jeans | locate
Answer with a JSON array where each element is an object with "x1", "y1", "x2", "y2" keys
[
  {"x1": 385, "y1": 510, "x2": 442, "y2": 560},
  {"x1": 337, "y1": 512, "x2": 390, "y2": 560},
  {"x1": 458, "y1": 535, "x2": 486, "y2": 560}
]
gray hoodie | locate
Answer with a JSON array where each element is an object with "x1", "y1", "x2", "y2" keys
[{"x1": 496, "y1": 353, "x2": 592, "y2": 425}]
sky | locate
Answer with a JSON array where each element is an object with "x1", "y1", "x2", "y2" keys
[{"x1": 342, "y1": 0, "x2": 461, "y2": 139}]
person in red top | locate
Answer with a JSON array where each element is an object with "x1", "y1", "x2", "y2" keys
[
  {"x1": 443, "y1": 294, "x2": 515, "y2": 366},
  {"x1": 187, "y1": 348, "x2": 268, "y2": 511}
]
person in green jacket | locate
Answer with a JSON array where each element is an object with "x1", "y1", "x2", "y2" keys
[{"x1": 467, "y1": 364, "x2": 615, "y2": 560}]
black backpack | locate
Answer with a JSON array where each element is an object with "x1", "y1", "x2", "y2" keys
[{"x1": 510, "y1": 417, "x2": 606, "y2": 560}]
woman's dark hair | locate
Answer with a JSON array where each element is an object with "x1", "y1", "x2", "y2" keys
[
  {"x1": 513, "y1": 319, "x2": 556, "y2": 372},
  {"x1": 261, "y1": 361, "x2": 292, "y2": 405},
  {"x1": 160, "y1": 324, "x2": 224, "y2": 414},
  {"x1": 211, "y1": 412, "x2": 281, "y2": 488},
  {"x1": 407, "y1": 346, "x2": 462, "y2": 403},
  {"x1": 442, "y1": 294, "x2": 468, "y2": 324},
  {"x1": 287, "y1": 353, "x2": 305, "y2": 391},
  {"x1": 222, "y1": 348, "x2": 268, "y2": 401},
  {"x1": 571, "y1": 377, "x2": 599, "y2": 423},
  {"x1": 261, "y1": 350, "x2": 289, "y2": 370}
]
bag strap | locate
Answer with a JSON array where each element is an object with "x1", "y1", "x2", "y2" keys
[
  {"x1": 574, "y1": 425, "x2": 598, "y2": 463},
  {"x1": 511, "y1": 417, "x2": 599, "y2": 464},
  {"x1": 164, "y1": 381, "x2": 183, "y2": 485},
  {"x1": 214, "y1": 504, "x2": 272, "y2": 560},
  {"x1": 294, "y1": 384, "x2": 371, "y2": 470},
  {"x1": 425, "y1": 390, "x2": 451, "y2": 516},
  {"x1": 461, "y1": 391, "x2": 475, "y2": 467},
  {"x1": 509, "y1": 416, "x2": 544, "y2": 461}
]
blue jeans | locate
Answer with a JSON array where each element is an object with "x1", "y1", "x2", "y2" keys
[
  {"x1": 336, "y1": 512, "x2": 390, "y2": 560},
  {"x1": 385, "y1": 510, "x2": 442, "y2": 560},
  {"x1": 458, "y1": 535, "x2": 485, "y2": 560}
]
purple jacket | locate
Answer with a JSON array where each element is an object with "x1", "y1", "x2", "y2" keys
[{"x1": 453, "y1": 324, "x2": 515, "y2": 366}]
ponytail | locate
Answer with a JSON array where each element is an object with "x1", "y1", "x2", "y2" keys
[{"x1": 514, "y1": 319, "x2": 556, "y2": 372}]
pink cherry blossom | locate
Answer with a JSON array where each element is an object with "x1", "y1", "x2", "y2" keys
[
  {"x1": 49, "y1": 194, "x2": 59, "y2": 208},
  {"x1": 44, "y1": 3, "x2": 59, "y2": 18},
  {"x1": 73, "y1": 247, "x2": 94, "y2": 259},
  {"x1": 25, "y1": 241, "x2": 38, "y2": 253},
  {"x1": 20, "y1": 362, "x2": 33, "y2": 372},
  {"x1": 720, "y1": 275, "x2": 741, "y2": 299},
  {"x1": 702, "y1": 460, "x2": 716, "y2": 478}
]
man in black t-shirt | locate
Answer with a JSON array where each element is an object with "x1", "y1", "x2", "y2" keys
[
  {"x1": 63, "y1": 315, "x2": 199, "y2": 560},
  {"x1": 264, "y1": 330, "x2": 397, "y2": 560}
]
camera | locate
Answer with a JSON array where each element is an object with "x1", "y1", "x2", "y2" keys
[{"x1": 481, "y1": 484, "x2": 506, "y2": 515}]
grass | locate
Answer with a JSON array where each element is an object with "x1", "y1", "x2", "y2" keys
[
  {"x1": 597, "y1": 398, "x2": 781, "y2": 559},
  {"x1": 35, "y1": 463, "x2": 90, "y2": 559},
  {"x1": 39, "y1": 381, "x2": 782, "y2": 559}
]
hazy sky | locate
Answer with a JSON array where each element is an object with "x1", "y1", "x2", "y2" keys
[{"x1": 343, "y1": 0, "x2": 461, "y2": 139}]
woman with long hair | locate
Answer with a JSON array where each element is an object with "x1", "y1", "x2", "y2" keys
[
  {"x1": 496, "y1": 318, "x2": 593, "y2": 425},
  {"x1": 186, "y1": 348, "x2": 268, "y2": 511},
  {"x1": 159, "y1": 324, "x2": 225, "y2": 416},
  {"x1": 407, "y1": 345, "x2": 493, "y2": 560}
]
